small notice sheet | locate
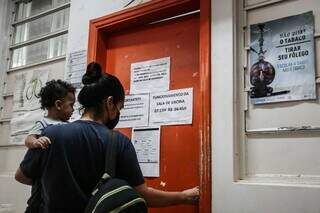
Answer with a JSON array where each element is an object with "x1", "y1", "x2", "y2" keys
[
  {"x1": 150, "y1": 88, "x2": 193, "y2": 126},
  {"x1": 116, "y1": 94, "x2": 150, "y2": 128},
  {"x1": 66, "y1": 50, "x2": 87, "y2": 88},
  {"x1": 11, "y1": 69, "x2": 49, "y2": 144},
  {"x1": 132, "y1": 127, "x2": 160, "y2": 177},
  {"x1": 130, "y1": 57, "x2": 170, "y2": 94}
]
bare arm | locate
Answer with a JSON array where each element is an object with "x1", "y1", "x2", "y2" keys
[
  {"x1": 25, "y1": 134, "x2": 51, "y2": 149},
  {"x1": 25, "y1": 135, "x2": 39, "y2": 148},
  {"x1": 15, "y1": 167, "x2": 33, "y2": 185},
  {"x1": 134, "y1": 183, "x2": 199, "y2": 207}
]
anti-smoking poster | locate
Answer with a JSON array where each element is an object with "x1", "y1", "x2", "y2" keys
[{"x1": 249, "y1": 11, "x2": 316, "y2": 104}]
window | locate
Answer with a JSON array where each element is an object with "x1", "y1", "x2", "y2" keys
[{"x1": 10, "y1": 0, "x2": 70, "y2": 69}]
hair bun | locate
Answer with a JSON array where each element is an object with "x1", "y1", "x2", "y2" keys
[{"x1": 82, "y1": 62, "x2": 103, "y2": 85}]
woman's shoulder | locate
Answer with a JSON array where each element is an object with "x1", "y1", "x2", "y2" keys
[{"x1": 107, "y1": 130, "x2": 130, "y2": 145}]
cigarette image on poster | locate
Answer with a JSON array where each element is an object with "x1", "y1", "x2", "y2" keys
[{"x1": 249, "y1": 11, "x2": 316, "y2": 104}]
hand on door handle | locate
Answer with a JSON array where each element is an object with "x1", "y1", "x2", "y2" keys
[{"x1": 182, "y1": 186, "x2": 200, "y2": 205}]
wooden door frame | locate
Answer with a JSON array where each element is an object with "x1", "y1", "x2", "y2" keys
[{"x1": 87, "y1": 0, "x2": 211, "y2": 212}]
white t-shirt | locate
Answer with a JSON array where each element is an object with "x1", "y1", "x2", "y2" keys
[{"x1": 28, "y1": 117, "x2": 66, "y2": 136}]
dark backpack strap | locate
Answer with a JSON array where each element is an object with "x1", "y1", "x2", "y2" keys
[
  {"x1": 91, "y1": 130, "x2": 118, "y2": 196},
  {"x1": 104, "y1": 131, "x2": 117, "y2": 177}
]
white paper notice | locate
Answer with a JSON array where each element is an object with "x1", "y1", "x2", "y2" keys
[
  {"x1": 130, "y1": 57, "x2": 170, "y2": 94},
  {"x1": 11, "y1": 69, "x2": 49, "y2": 144},
  {"x1": 150, "y1": 88, "x2": 193, "y2": 126},
  {"x1": 66, "y1": 50, "x2": 87, "y2": 88},
  {"x1": 116, "y1": 94, "x2": 150, "y2": 128},
  {"x1": 10, "y1": 109, "x2": 45, "y2": 144},
  {"x1": 132, "y1": 127, "x2": 160, "y2": 177}
]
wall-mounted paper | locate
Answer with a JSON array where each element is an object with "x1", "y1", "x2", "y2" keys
[
  {"x1": 249, "y1": 12, "x2": 316, "y2": 104},
  {"x1": 11, "y1": 69, "x2": 49, "y2": 144},
  {"x1": 150, "y1": 88, "x2": 193, "y2": 126},
  {"x1": 10, "y1": 110, "x2": 45, "y2": 144},
  {"x1": 116, "y1": 94, "x2": 150, "y2": 128},
  {"x1": 132, "y1": 127, "x2": 160, "y2": 177},
  {"x1": 66, "y1": 49, "x2": 87, "y2": 88},
  {"x1": 130, "y1": 57, "x2": 170, "y2": 94}
]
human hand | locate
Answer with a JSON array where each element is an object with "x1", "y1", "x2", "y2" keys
[
  {"x1": 182, "y1": 186, "x2": 199, "y2": 204},
  {"x1": 33, "y1": 136, "x2": 51, "y2": 149}
]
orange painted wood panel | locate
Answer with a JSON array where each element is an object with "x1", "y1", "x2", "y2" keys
[
  {"x1": 105, "y1": 14, "x2": 200, "y2": 213},
  {"x1": 88, "y1": 0, "x2": 211, "y2": 211}
]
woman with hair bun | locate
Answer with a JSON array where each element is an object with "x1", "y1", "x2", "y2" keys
[{"x1": 15, "y1": 62, "x2": 199, "y2": 213}]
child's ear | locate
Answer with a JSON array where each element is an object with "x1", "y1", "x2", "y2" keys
[{"x1": 54, "y1": 100, "x2": 63, "y2": 110}]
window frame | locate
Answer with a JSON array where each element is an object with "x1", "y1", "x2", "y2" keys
[{"x1": 8, "y1": 0, "x2": 70, "y2": 72}]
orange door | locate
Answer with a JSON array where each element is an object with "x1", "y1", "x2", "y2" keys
[{"x1": 104, "y1": 13, "x2": 200, "y2": 213}]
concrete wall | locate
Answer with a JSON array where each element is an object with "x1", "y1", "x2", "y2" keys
[
  {"x1": 0, "y1": 1, "x2": 29, "y2": 212},
  {"x1": 212, "y1": 0, "x2": 320, "y2": 212},
  {"x1": 67, "y1": 0, "x2": 148, "y2": 55},
  {"x1": 0, "y1": 0, "x2": 148, "y2": 212}
]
